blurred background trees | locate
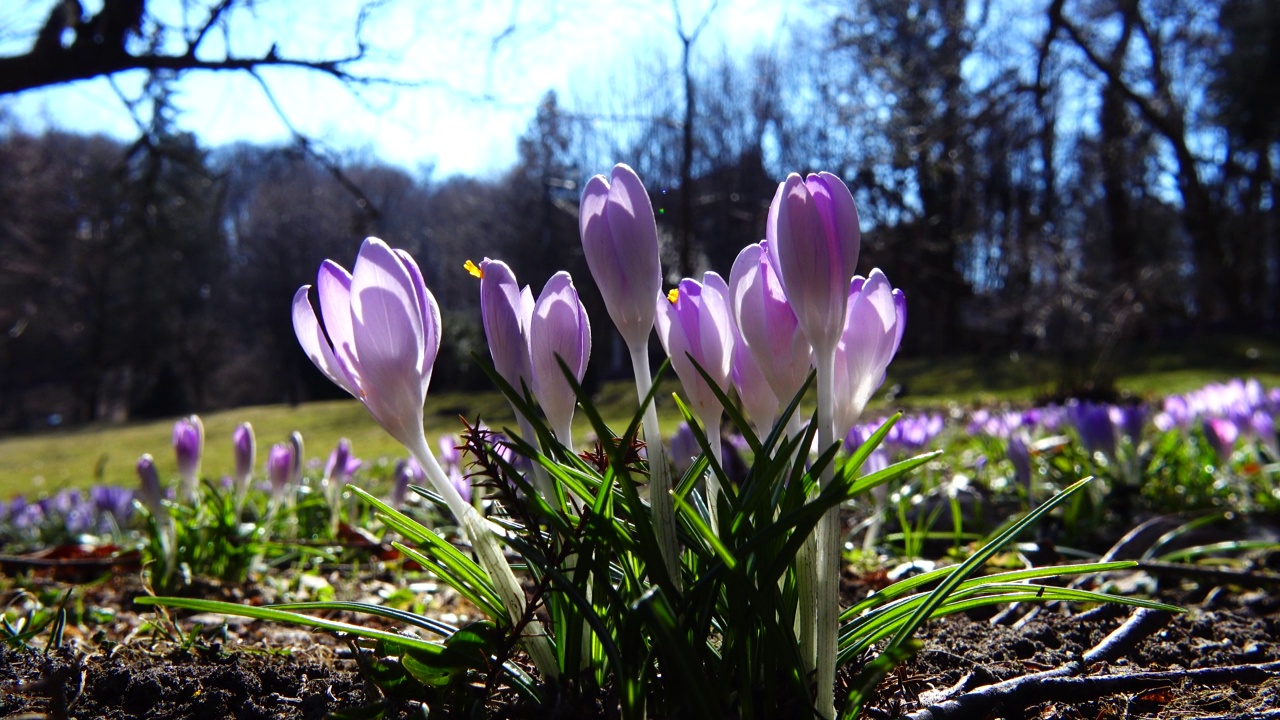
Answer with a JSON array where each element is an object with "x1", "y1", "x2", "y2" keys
[{"x1": 1, "y1": 0, "x2": 1277, "y2": 430}]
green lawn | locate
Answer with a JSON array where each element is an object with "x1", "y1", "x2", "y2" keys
[{"x1": 2, "y1": 336, "x2": 1277, "y2": 498}]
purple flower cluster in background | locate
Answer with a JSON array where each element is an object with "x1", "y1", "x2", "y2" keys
[
  {"x1": 1154, "y1": 379, "x2": 1279, "y2": 460},
  {"x1": 1, "y1": 485, "x2": 134, "y2": 540}
]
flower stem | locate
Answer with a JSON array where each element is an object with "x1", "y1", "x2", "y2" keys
[
  {"x1": 630, "y1": 342, "x2": 683, "y2": 594},
  {"x1": 814, "y1": 349, "x2": 839, "y2": 720},
  {"x1": 407, "y1": 433, "x2": 560, "y2": 680}
]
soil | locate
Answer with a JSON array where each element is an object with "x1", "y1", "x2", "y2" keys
[{"x1": 2, "y1": 546, "x2": 1279, "y2": 718}]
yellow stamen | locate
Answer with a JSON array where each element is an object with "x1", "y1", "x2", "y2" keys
[
  {"x1": 464, "y1": 259, "x2": 483, "y2": 279},
  {"x1": 667, "y1": 288, "x2": 679, "y2": 304}
]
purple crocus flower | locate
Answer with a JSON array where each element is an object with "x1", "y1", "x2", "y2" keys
[
  {"x1": 233, "y1": 422, "x2": 255, "y2": 482},
  {"x1": 232, "y1": 422, "x2": 255, "y2": 511},
  {"x1": 656, "y1": 273, "x2": 735, "y2": 427},
  {"x1": 529, "y1": 271, "x2": 592, "y2": 447},
  {"x1": 438, "y1": 435, "x2": 462, "y2": 472},
  {"x1": 1109, "y1": 404, "x2": 1147, "y2": 444},
  {"x1": 266, "y1": 442, "x2": 294, "y2": 504},
  {"x1": 669, "y1": 421, "x2": 700, "y2": 477},
  {"x1": 729, "y1": 242, "x2": 812, "y2": 407},
  {"x1": 766, "y1": 172, "x2": 861, "y2": 357},
  {"x1": 9, "y1": 498, "x2": 43, "y2": 531},
  {"x1": 832, "y1": 270, "x2": 906, "y2": 438},
  {"x1": 1067, "y1": 401, "x2": 1117, "y2": 459},
  {"x1": 1203, "y1": 417, "x2": 1239, "y2": 463},
  {"x1": 391, "y1": 459, "x2": 416, "y2": 508},
  {"x1": 474, "y1": 258, "x2": 534, "y2": 396},
  {"x1": 324, "y1": 438, "x2": 363, "y2": 488},
  {"x1": 293, "y1": 237, "x2": 442, "y2": 450},
  {"x1": 173, "y1": 415, "x2": 204, "y2": 503},
  {"x1": 136, "y1": 454, "x2": 166, "y2": 519},
  {"x1": 1155, "y1": 395, "x2": 1192, "y2": 432},
  {"x1": 91, "y1": 486, "x2": 134, "y2": 526},
  {"x1": 1248, "y1": 410, "x2": 1278, "y2": 459},
  {"x1": 288, "y1": 431, "x2": 305, "y2": 487},
  {"x1": 1007, "y1": 433, "x2": 1032, "y2": 492},
  {"x1": 579, "y1": 164, "x2": 663, "y2": 352}
]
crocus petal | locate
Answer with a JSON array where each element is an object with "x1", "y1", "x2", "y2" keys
[
  {"x1": 480, "y1": 258, "x2": 532, "y2": 394},
  {"x1": 530, "y1": 271, "x2": 591, "y2": 436},
  {"x1": 292, "y1": 286, "x2": 362, "y2": 398},
  {"x1": 714, "y1": 261, "x2": 779, "y2": 429},
  {"x1": 395, "y1": 248, "x2": 441, "y2": 391},
  {"x1": 580, "y1": 164, "x2": 662, "y2": 350},
  {"x1": 730, "y1": 242, "x2": 813, "y2": 404},
  {"x1": 349, "y1": 238, "x2": 429, "y2": 446},
  {"x1": 317, "y1": 260, "x2": 363, "y2": 387}
]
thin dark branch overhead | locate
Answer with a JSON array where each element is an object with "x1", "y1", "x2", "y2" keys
[{"x1": 0, "y1": 0, "x2": 425, "y2": 96}]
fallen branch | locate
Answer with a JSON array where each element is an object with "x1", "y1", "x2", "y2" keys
[
  {"x1": 903, "y1": 608, "x2": 1177, "y2": 720},
  {"x1": 906, "y1": 661, "x2": 1280, "y2": 719}
]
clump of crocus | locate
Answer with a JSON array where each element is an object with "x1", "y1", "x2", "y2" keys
[
  {"x1": 579, "y1": 163, "x2": 681, "y2": 588},
  {"x1": 294, "y1": 237, "x2": 557, "y2": 677},
  {"x1": 173, "y1": 415, "x2": 204, "y2": 504},
  {"x1": 471, "y1": 260, "x2": 591, "y2": 495},
  {"x1": 232, "y1": 422, "x2": 255, "y2": 516}
]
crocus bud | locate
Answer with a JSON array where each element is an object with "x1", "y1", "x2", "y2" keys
[
  {"x1": 289, "y1": 431, "x2": 304, "y2": 487},
  {"x1": 529, "y1": 271, "x2": 592, "y2": 444},
  {"x1": 832, "y1": 270, "x2": 906, "y2": 437},
  {"x1": 173, "y1": 415, "x2": 204, "y2": 502},
  {"x1": 579, "y1": 164, "x2": 662, "y2": 351},
  {"x1": 475, "y1": 258, "x2": 534, "y2": 396},
  {"x1": 730, "y1": 242, "x2": 812, "y2": 406},
  {"x1": 267, "y1": 442, "x2": 294, "y2": 498},
  {"x1": 136, "y1": 454, "x2": 165, "y2": 518},
  {"x1": 391, "y1": 459, "x2": 418, "y2": 508},
  {"x1": 766, "y1": 172, "x2": 861, "y2": 355},
  {"x1": 293, "y1": 238, "x2": 442, "y2": 449},
  {"x1": 233, "y1": 422, "x2": 255, "y2": 481},
  {"x1": 655, "y1": 273, "x2": 735, "y2": 425},
  {"x1": 324, "y1": 438, "x2": 362, "y2": 488}
]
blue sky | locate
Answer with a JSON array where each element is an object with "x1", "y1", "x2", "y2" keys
[{"x1": 2, "y1": 0, "x2": 793, "y2": 179}]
